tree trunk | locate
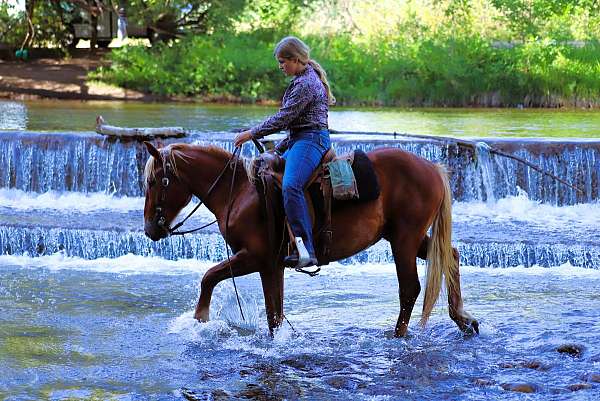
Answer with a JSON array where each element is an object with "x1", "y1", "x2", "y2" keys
[
  {"x1": 22, "y1": 0, "x2": 36, "y2": 49},
  {"x1": 90, "y1": 11, "x2": 98, "y2": 53}
]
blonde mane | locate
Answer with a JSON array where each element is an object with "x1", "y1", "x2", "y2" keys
[{"x1": 143, "y1": 143, "x2": 253, "y2": 190}]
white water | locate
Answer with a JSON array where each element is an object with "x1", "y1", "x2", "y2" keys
[
  {"x1": 0, "y1": 101, "x2": 27, "y2": 130},
  {"x1": 452, "y1": 188, "x2": 600, "y2": 230},
  {"x1": 0, "y1": 188, "x2": 214, "y2": 218},
  {"x1": 1, "y1": 187, "x2": 596, "y2": 228},
  {"x1": 0, "y1": 188, "x2": 144, "y2": 212},
  {"x1": 0, "y1": 253, "x2": 213, "y2": 275},
  {"x1": 2, "y1": 252, "x2": 599, "y2": 279}
]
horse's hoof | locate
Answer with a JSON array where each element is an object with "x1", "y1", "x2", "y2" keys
[
  {"x1": 394, "y1": 324, "x2": 409, "y2": 338},
  {"x1": 461, "y1": 318, "x2": 479, "y2": 336},
  {"x1": 194, "y1": 310, "x2": 209, "y2": 322}
]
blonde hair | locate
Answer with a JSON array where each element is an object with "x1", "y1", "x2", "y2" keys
[{"x1": 274, "y1": 36, "x2": 336, "y2": 105}]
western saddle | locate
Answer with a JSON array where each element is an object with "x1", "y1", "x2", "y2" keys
[{"x1": 252, "y1": 148, "x2": 338, "y2": 270}]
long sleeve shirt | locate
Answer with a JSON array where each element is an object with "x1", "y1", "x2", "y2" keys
[{"x1": 250, "y1": 64, "x2": 329, "y2": 139}]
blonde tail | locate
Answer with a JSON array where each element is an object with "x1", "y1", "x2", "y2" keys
[{"x1": 420, "y1": 165, "x2": 457, "y2": 326}]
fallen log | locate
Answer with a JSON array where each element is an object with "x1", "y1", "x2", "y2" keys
[{"x1": 95, "y1": 115, "x2": 187, "y2": 138}]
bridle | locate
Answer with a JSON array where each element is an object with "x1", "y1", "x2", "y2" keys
[{"x1": 151, "y1": 146, "x2": 241, "y2": 236}]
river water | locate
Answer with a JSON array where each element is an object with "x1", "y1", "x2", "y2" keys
[
  {"x1": 2, "y1": 99, "x2": 600, "y2": 137},
  {"x1": 0, "y1": 100, "x2": 599, "y2": 400}
]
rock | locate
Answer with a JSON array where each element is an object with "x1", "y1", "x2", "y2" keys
[
  {"x1": 522, "y1": 360, "x2": 549, "y2": 371},
  {"x1": 499, "y1": 362, "x2": 517, "y2": 368},
  {"x1": 584, "y1": 373, "x2": 600, "y2": 383},
  {"x1": 499, "y1": 360, "x2": 549, "y2": 370},
  {"x1": 324, "y1": 375, "x2": 359, "y2": 390},
  {"x1": 567, "y1": 383, "x2": 592, "y2": 391},
  {"x1": 181, "y1": 388, "x2": 229, "y2": 401},
  {"x1": 237, "y1": 384, "x2": 270, "y2": 399},
  {"x1": 472, "y1": 378, "x2": 494, "y2": 386},
  {"x1": 557, "y1": 344, "x2": 584, "y2": 357},
  {"x1": 501, "y1": 383, "x2": 538, "y2": 393}
]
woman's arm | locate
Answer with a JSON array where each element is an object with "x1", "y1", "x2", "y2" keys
[
  {"x1": 235, "y1": 81, "x2": 313, "y2": 147},
  {"x1": 250, "y1": 81, "x2": 312, "y2": 139}
]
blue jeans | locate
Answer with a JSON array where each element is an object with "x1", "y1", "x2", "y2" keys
[{"x1": 282, "y1": 129, "x2": 331, "y2": 258}]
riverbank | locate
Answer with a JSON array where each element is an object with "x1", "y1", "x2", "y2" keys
[
  {"x1": 0, "y1": 53, "x2": 279, "y2": 104},
  {"x1": 3, "y1": 37, "x2": 600, "y2": 109},
  {"x1": 93, "y1": 34, "x2": 600, "y2": 108},
  {"x1": 0, "y1": 51, "x2": 157, "y2": 102}
]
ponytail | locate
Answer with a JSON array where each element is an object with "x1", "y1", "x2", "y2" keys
[{"x1": 308, "y1": 59, "x2": 336, "y2": 106}]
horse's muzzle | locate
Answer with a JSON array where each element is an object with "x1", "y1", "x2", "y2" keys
[{"x1": 144, "y1": 221, "x2": 168, "y2": 241}]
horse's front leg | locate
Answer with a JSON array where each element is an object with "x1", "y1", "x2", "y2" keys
[
  {"x1": 194, "y1": 249, "x2": 257, "y2": 322},
  {"x1": 259, "y1": 268, "x2": 285, "y2": 335}
]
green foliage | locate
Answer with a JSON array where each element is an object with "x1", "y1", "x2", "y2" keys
[
  {"x1": 30, "y1": 2, "x2": 78, "y2": 49},
  {"x1": 125, "y1": 0, "x2": 247, "y2": 38},
  {"x1": 491, "y1": 0, "x2": 600, "y2": 40},
  {"x1": 87, "y1": 0, "x2": 600, "y2": 107},
  {"x1": 93, "y1": 32, "x2": 286, "y2": 99},
  {"x1": 0, "y1": 2, "x2": 26, "y2": 48},
  {"x1": 94, "y1": 30, "x2": 600, "y2": 107},
  {"x1": 0, "y1": 1, "x2": 80, "y2": 51},
  {"x1": 237, "y1": 0, "x2": 315, "y2": 31}
]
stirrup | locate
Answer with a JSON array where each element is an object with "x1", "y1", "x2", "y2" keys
[
  {"x1": 295, "y1": 265, "x2": 321, "y2": 277},
  {"x1": 283, "y1": 237, "x2": 319, "y2": 273}
]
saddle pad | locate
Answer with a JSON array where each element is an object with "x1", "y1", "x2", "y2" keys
[{"x1": 351, "y1": 149, "x2": 380, "y2": 202}]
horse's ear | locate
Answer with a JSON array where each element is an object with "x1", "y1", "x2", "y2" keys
[{"x1": 144, "y1": 141, "x2": 162, "y2": 161}]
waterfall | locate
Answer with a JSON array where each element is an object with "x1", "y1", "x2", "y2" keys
[
  {"x1": 1, "y1": 130, "x2": 598, "y2": 269},
  {"x1": 1, "y1": 131, "x2": 597, "y2": 204},
  {"x1": 1, "y1": 225, "x2": 597, "y2": 268}
]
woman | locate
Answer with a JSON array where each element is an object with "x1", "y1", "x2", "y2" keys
[{"x1": 234, "y1": 36, "x2": 335, "y2": 269}]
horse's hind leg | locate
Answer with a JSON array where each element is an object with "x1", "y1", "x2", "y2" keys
[
  {"x1": 446, "y1": 247, "x2": 479, "y2": 334},
  {"x1": 418, "y1": 236, "x2": 479, "y2": 335},
  {"x1": 391, "y1": 234, "x2": 421, "y2": 337},
  {"x1": 194, "y1": 249, "x2": 257, "y2": 322}
]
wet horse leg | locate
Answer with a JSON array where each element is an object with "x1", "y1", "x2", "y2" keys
[
  {"x1": 418, "y1": 236, "x2": 479, "y2": 335},
  {"x1": 194, "y1": 249, "x2": 257, "y2": 322},
  {"x1": 446, "y1": 247, "x2": 479, "y2": 334},
  {"x1": 391, "y1": 233, "x2": 421, "y2": 337},
  {"x1": 259, "y1": 268, "x2": 285, "y2": 335}
]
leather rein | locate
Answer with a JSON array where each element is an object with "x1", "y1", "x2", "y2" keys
[{"x1": 153, "y1": 146, "x2": 241, "y2": 236}]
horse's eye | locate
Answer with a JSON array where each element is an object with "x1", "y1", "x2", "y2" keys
[{"x1": 148, "y1": 179, "x2": 156, "y2": 188}]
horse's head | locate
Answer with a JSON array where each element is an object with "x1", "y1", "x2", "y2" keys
[{"x1": 143, "y1": 141, "x2": 193, "y2": 241}]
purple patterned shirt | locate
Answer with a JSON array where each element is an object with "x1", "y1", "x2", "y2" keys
[{"x1": 250, "y1": 64, "x2": 329, "y2": 139}]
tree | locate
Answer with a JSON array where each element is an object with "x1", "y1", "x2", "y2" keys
[
  {"x1": 491, "y1": 0, "x2": 599, "y2": 41},
  {"x1": 0, "y1": 2, "x2": 27, "y2": 51},
  {"x1": 124, "y1": 0, "x2": 246, "y2": 40}
]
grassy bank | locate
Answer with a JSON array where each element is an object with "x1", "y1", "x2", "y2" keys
[{"x1": 93, "y1": 32, "x2": 600, "y2": 108}]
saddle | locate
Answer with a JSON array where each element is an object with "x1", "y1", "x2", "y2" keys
[{"x1": 252, "y1": 148, "x2": 380, "y2": 268}]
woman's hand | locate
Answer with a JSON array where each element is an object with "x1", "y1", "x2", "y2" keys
[{"x1": 234, "y1": 130, "x2": 253, "y2": 147}]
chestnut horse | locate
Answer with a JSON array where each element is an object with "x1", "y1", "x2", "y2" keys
[{"x1": 142, "y1": 142, "x2": 478, "y2": 337}]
